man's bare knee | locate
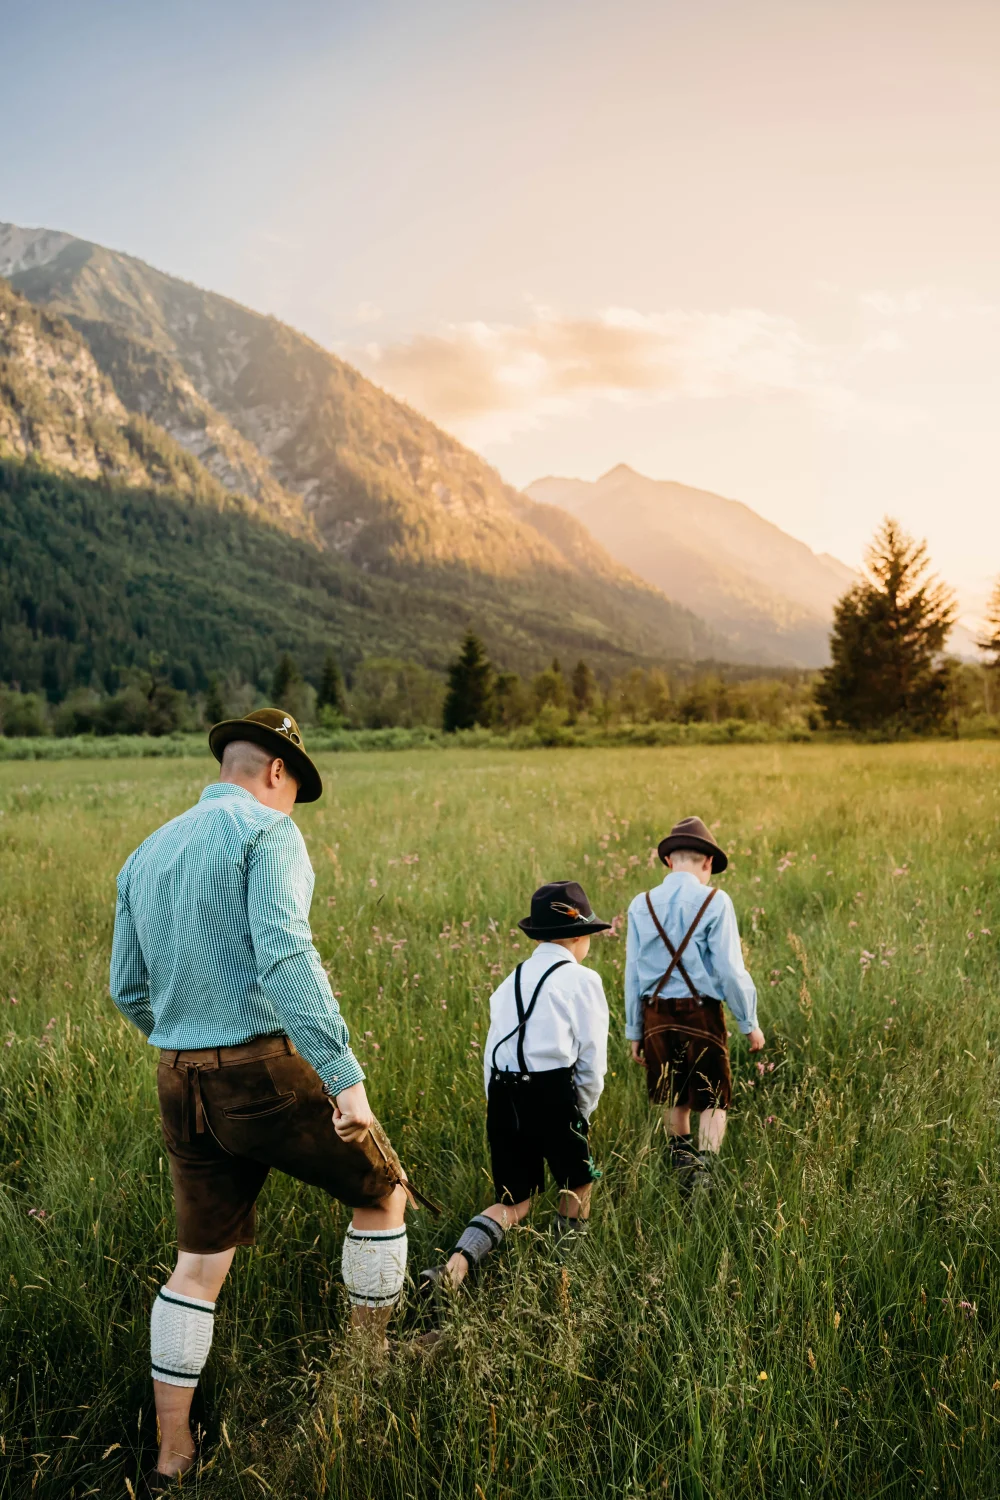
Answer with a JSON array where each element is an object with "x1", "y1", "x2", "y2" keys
[{"x1": 351, "y1": 1181, "x2": 407, "y2": 1231}]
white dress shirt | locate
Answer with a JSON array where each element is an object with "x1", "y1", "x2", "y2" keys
[{"x1": 483, "y1": 941, "x2": 609, "y2": 1119}]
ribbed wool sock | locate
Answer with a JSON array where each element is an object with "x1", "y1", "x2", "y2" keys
[
  {"x1": 341, "y1": 1225, "x2": 408, "y2": 1309},
  {"x1": 454, "y1": 1213, "x2": 506, "y2": 1272},
  {"x1": 150, "y1": 1286, "x2": 216, "y2": 1388}
]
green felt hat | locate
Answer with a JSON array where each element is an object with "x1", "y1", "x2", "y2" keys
[{"x1": 208, "y1": 708, "x2": 323, "y2": 803}]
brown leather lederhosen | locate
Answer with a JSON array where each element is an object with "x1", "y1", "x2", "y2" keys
[{"x1": 641, "y1": 888, "x2": 732, "y2": 1110}]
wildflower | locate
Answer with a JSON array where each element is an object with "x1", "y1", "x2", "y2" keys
[
  {"x1": 958, "y1": 1300, "x2": 977, "y2": 1319},
  {"x1": 758, "y1": 1371, "x2": 767, "y2": 1381},
  {"x1": 28, "y1": 1208, "x2": 47, "y2": 1219},
  {"x1": 368, "y1": 878, "x2": 377, "y2": 888},
  {"x1": 765, "y1": 1115, "x2": 776, "y2": 1125}
]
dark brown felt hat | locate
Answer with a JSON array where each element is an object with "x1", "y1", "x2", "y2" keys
[
  {"x1": 657, "y1": 815, "x2": 728, "y2": 873},
  {"x1": 208, "y1": 708, "x2": 323, "y2": 803},
  {"x1": 518, "y1": 880, "x2": 612, "y2": 940}
]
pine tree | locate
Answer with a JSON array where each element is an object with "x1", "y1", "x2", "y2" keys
[
  {"x1": 317, "y1": 652, "x2": 347, "y2": 714},
  {"x1": 979, "y1": 577, "x2": 1000, "y2": 670},
  {"x1": 570, "y1": 659, "x2": 596, "y2": 714},
  {"x1": 271, "y1": 653, "x2": 300, "y2": 705},
  {"x1": 204, "y1": 674, "x2": 227, "y2": 725},
  {"x1": 442, "y1": 632, "x2": 493, "y2": 732},
  {"x1": 816, "y1": 518, "x2": 955, "y2": 733}
]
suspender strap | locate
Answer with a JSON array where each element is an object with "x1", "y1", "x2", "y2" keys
[
  {"x1": 644, "y1": 887, "x2": 718, "y2": 1002},
  {"x1": 491, "y1": 960, "x2": 571, "y2": 1074}
]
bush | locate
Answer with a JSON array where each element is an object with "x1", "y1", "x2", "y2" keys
[{"x1": 0, "y1": 689, "x2": 50, "y2": 737}]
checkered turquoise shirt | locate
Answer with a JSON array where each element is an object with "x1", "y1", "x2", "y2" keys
[{"x1": 109, "y1": 782, "x2": 364, "y2": 1095}]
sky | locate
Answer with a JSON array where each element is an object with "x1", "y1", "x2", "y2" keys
[{"x1": 3, "y1": 0, "x2": 998, "y2": 623}]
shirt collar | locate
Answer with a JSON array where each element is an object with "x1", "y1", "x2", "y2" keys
[
  {"x1": 533, "y1": 940, "x2": 578, "y2": 965},
  {"x1": 199, "y1": 781, "x2": 261, "y2": 806}
]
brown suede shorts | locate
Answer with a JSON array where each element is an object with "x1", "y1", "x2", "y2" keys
[
  {"x1": 642, "y1": 995, "x2": 732, "y2": 1111},
  {"x1": 157, "y1": 1035, "x2": 397, "y2": 1254}
]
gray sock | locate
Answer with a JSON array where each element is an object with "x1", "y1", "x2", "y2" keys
[
  {"x1": 553, "y1": 1212, "x2": 589, "y2": 1246},
  {"x1": 454, "y1": 1214, "x2": 505, "y2": 1271}
]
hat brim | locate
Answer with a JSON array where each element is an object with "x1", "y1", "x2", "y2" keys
[
  {"x1": 518, "y1": 916, "x2": 613, "y2": 940},
  {"x1": 208, "y1": 720, "x2": 323, "y2": 803},
  {"x1": 658, "y1": 834, "x2": 728, "y2": 873}
]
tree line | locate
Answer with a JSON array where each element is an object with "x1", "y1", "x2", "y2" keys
[{"x1": 1, "y1": 515, "x2": 998, "y2": 740}]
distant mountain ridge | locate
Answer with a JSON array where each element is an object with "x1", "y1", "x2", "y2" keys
[
  {"x1": 0, "y1": 221, "x2": 727, "y2": 686},
  {"x1": 527, "y1": 466, "x2": 857, "y2": 666}
]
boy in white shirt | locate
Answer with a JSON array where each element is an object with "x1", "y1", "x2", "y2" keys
[{"x1": 422, "y1": 881, "x2": 610, "y2": 1292}]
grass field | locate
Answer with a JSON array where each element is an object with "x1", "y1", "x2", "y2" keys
[{"x1": 1, "y1": 743, "x2": 999, "y2": 1499}]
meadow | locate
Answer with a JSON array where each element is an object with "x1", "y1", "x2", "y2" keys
[{"x1": 1, "y1": 742, "x2": 998, "y2": 1499}]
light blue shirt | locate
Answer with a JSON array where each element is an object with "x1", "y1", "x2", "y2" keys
[
  {"x1": 109, "y1": 782, "x2": 364, "y2": 1095},
  {"x1": 624, "y1": 870, "x2": 758, "y2": 1041}
]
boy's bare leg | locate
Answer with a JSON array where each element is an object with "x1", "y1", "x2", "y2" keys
[
  {"x1": 557, "y1": 1182, "x2": 593, "y2": 1220},
  {"x1": 698, "y1": 1108, "x2": 727, "y2": 1154},
  {"x1": 153, "y1": 1247, "x2": 236, "y2": 1478},
  {"x1": 348, "y1": 1183, "x2": 408, "y2": 1344},
  {"x1": 665, "y1": 1105, "x2": 692, "y2": 1138},
  {"x1": 444, "y1": 1198, "x2": 531, "y2": 1288}
]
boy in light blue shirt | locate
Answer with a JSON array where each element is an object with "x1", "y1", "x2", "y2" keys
[{"x1": 625, "y1": 816, "x2": 765, "y2": 1192}]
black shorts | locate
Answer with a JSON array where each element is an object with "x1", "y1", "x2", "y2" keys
[{"x1": 486, "y1": 1066, "x2": 597, "y2": 1206}]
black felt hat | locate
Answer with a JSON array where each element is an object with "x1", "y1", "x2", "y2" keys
[
  {"x1": 518, "y1": 880, "x2": 612, "y2": 940},
  {"x1": 208, "y1": 707, "x2": 323, "y2": 804},
  {"x1": 657, "y1": 815, "x2": 728, "y2": 873}
]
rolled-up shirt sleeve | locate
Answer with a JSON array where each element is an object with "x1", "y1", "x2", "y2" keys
[
  {"x1": 706, "y1": 893, "x2": 758, "y2": 1034},
  {"x1": 246, "y1": 818, "x2": 364, "y2": 1095},
  {"x1": 109, "y1": 875, "x2": 155, "y2": 1036},
  {"x1": 624, "y1": 904, "x2": 644, "y2": 1042}
]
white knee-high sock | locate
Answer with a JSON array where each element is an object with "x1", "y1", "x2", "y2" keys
[
  {"x1": 150, "y1": 1286, "x2": 216, "y2": 1388},
  {"x1": 341, "y1": 1225, "x2": 408, "y2": 1309}
]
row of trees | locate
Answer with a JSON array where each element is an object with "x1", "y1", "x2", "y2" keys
[
  {"x1": 440, "y1": 639, "x2": 817, "y2": 732},
  {"x1": 2, "y1": 517, "x2": 997, "y2": 741}
]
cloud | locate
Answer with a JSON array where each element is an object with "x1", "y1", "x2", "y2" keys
[{"x1": 358, "y1": 304, "x2": 895, "y2": 444}]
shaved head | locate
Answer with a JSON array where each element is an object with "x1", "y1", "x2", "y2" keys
[{"x1": 220, "y1": 739, "x2": 277, "y2": 781}]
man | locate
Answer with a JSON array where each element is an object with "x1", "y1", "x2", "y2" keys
[
  {"x1": 110, "y1": 708, "x2": 409, "y2": 1493},
  {"x1": 625, "y1": 816, "x2": 765, "y2": 1194}
]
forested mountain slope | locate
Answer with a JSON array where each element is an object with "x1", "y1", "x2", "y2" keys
[
  {"x1": 0, "y1": 222, "x2": 723, "y2": 667},
  {"x1": 0, "y1": 273, "x2": 723, "y2": 696}
]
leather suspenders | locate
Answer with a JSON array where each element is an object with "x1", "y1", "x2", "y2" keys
[
  {"x1": 644, "y1": 887, "x2": 718, "y2": 1003},
  {"x1": 491, "y1": 959, "x2": 571, "y2": 1075}
]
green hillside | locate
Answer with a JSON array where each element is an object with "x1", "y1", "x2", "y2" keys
[
  {"x1": 2, "y1": 225, "x2": 723, "y2": 665},
  {"x1": 2, "y1": 460, "x2": 723, "y2": 698}
]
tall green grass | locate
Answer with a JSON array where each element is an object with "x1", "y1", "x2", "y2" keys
[{"x1": 1, "y1": 744, "x2": 998, "y2": 1498}]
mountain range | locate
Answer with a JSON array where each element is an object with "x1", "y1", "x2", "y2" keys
[
  {"x1": 1, "y1": 221, "x2": 727, "y2": 696},
  {"x1": 527, "y1": 468, "x2": 856, "y2": 666}
]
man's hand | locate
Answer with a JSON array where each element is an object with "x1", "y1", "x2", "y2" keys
[
  {"x1": 630, "y1": 1040, "x2": 644, "y2": 1065},
  {"x1": 332, "y1": 1081, "x2": 374, "y2": 1142},
  {"x1": 747, "y1": 1027, "x2": 765, "y2": 1052}
]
